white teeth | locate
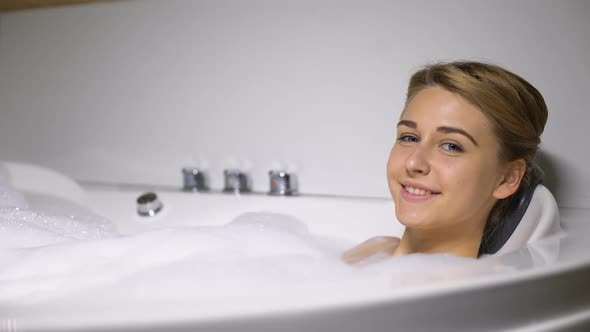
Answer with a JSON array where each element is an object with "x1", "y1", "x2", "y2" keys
[{"x1": 405, "y1": 186, "x2": 431, "y2": 196}]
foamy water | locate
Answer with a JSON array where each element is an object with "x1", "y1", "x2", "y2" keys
[{"x1": 0, "y1": 167, "x2": 509, "y2": 306}]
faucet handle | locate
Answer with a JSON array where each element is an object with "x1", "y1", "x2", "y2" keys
[
  {"x1": 182, "y1": 167, "x2": 209, "y2": 192},
  {"x1": 223, "y1": 169, "x2": 251, "y2": 193},
  {"x1": 268, "y1": 170, "x2": 298, "y2": 196}
]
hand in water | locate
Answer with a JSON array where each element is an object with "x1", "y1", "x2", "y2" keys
[{"x1": 341, "y1": 236, "x2": 400, "y2": 264}]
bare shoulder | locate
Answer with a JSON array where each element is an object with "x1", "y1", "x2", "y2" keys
[{"x1": 341, "y1": 236, "x2": 400, "y2": 264}]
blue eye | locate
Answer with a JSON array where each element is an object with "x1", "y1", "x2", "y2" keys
[
  {"x1": 398, "y1": 135, "x2": 419, "y2": 143},
  {"x1": 441, "y1": 142, "x2": 464, "y2": 152}
]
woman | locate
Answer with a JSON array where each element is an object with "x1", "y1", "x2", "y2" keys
[{"x1": 343, "y1": 61, "x2": 548, "y2": 263}]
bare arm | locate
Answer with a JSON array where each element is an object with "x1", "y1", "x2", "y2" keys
[{"x1": 341, "y1": 236, "x2": 400, "y2": 264}]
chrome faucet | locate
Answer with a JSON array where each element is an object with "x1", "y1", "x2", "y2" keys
[
  {"x1": 223, "y1": 169, "x2": 251, "y2": 193},
  {"x1": 137, "y1": 192, "x2": 163, "y2": 217},
  {"x1": 268, "y1": 170, "x2": 298, "y2": 196},
  {"x1": 182, "y1": 167, "x2": 209, "y2": 192}
]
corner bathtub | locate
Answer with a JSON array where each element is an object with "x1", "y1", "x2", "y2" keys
[{"x1": 2, "y1": 168, "x2": 590, "y2": 331}]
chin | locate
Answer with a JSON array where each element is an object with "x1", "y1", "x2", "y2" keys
[{"x1": 395, "y1": 210, "x2": 432, "y2": 228}]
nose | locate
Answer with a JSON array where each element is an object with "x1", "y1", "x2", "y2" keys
[{"x1": 404, "y1": 145, "x2": 431, "y2": 176}]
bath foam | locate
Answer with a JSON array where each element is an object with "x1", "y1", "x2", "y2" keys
[
  {"x1": 0, "y1": 210, "x2": 505, "y2": 307},
  {"x1": 0, "y1": 212, "x2": 344, "y2": 302},
  {"x1": 0, "y1": 164, "x2": 29, "y2": 209},
  {"x1": 0, "y1": 181, "x2": 508, "y2": 307},
  {"x1": 0, "y1": 165, "x2": 117, "y2": 248},
  {"x1": 0, "y1": 206, "x2": 118, "y2": 248}
]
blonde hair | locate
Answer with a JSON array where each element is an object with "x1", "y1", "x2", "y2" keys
[{"x1": 404, "y1": 61, "x2": 548, "y2": 255}]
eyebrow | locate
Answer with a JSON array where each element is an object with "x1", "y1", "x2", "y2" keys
[
  {"x1": 397, "y1": 120, "x2": 417, "y2": 129},
  {"x1": 396, "y1": 120, "x2": 479, "y2": 146}
]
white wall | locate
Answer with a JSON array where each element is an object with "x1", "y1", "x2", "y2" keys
[{"x1": 0, "y1": 0, "x2": 589, "y2": 208}]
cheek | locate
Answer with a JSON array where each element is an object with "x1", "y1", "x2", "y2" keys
[
  {"x1": 437, "y1": 158, "x2": 496, "y2": 196},
  {"x1": 386, "y1": 146, "x2": 401, "y2": 189},
  {"x1": 387, "y1": 145, "x2": 402, "y2": 175}
]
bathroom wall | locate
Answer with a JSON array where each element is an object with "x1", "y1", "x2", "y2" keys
[{"x1": 0, "y1": 0, "x2": 589, "y2": 208}]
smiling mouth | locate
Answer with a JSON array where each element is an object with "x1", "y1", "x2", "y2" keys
[{"x1": 402, "y1": 185, "x2": 440, "y2": 196}]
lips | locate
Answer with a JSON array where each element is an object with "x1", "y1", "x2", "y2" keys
[
  {"x1": 404, "y1": 185, "x2": 432, "y2": 196},
  {"x1": 400, "y1": 182, "x2": 440, "y2": 201}
]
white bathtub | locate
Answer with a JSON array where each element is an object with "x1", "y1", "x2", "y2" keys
[{"x1": 2, "y1": 162, "x2": 590, "y2": 331}]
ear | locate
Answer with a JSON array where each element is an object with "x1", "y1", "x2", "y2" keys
[{"x1": 493, "y1": 159, "x2": 527, "y2": 200}]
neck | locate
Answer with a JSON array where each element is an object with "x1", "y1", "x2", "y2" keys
[{"x1": 393, "y1": 224, "x2": 485, "y2": 258}]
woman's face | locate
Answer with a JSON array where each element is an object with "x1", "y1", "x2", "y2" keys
[{"x1": 387, "y1": 86, "x2": 506, "y2": 234}]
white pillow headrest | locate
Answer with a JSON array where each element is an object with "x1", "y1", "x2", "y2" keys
[{"x1": 493, "y1": 184, "x2": 561, "y2": 255}]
